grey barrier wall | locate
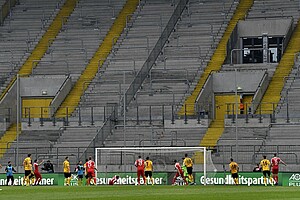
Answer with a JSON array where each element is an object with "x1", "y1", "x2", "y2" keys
[
  {"x1": 0, "y1": 0, "x2": 18, "y2": 26},
  {"x1": 50, "y1": 76, "x2": 72, "y2": 115},
  {"x1": 250, "y1": 71, "x2": 269, "y2": 113},
  {"x1": 124, "y1": 0, "x2": 189, "y2": 107},
  {"x1": 195, "y1": 72, "x2": 213, "y2": 119},
  {"x1": 0, "y1": 77, "x2": 17, "y2": 124}
]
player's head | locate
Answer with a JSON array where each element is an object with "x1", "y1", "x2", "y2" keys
[
  {"x1": 28, "y1": 154, "x2": 31, "y2": 157},
  {"x1": 263, "y1": 155, "x2": 266, "y2": 159},
  {"x1": 230, "y1": 158, "x2": 233, "y2": 162},
  {"x1": 79, "y1": 161, "x2": 82, "y2": 165},
  {"x1": 85, "y1": 159, "x2": 88, "y2": 162},
  {"x1": 138, "y1": 155, "x2": 141, "y2": 159},
  {"x1": 89, "y1": 156, "x2": 92, "y2": 160},
  {"x1": 173, "y1": 159, "x2": 177, "y2": 164},
  {"x1": 146, "y1": 157, "x2": 149, "y2": 160},
  {"x1": 274, "y1": 153, "x2": 277, "y2": 157},
  {"x1": 182, "y1": 157, "x2": 185, "y2": 161},
  {"x1": 65, "y1": 156, "x2": 69, "y2": 160},
  {"x1": 8, "y1": 161, "x2": 11, "y2": 165},
  {"x1": 185, "y1": 153, "x2": 188, "y2": 157},
  {"x1": 116, "y1": 175, "x2": 120, "y2": 179},
  {"x1": 34, "y1": 159, "x2": 37, "y2": 162}
]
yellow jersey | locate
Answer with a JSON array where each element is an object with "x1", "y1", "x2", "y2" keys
[
  {"x1": 23, "y1": 157, "x2": 32, "y2": 171},
  {"x1": 63, "y1": 160, "x2": 70, "y2": 173},
  {"x1": 183, "y1": 157, "x2": 193, "y2": 168},
  {"x1": 145, "y1": 160, "x2": 153, "y2": 171},
  {"x1": 229, "y1": 162, "x2": 239, "y2": 174},
  {"x1": 260, "y1": 159, "x2": 271, "y2": 171}
]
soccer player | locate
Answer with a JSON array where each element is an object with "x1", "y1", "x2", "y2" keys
[
  {"x1": 63, "y1": 156, "x2": 71, "y2": 186},
  {"x1": 172, "y1": 160, "x2": 188, "y2": 185},
  {"x1": 183, "y1": 153, "x2": 194, "y2": 184},
  {"x1": 271, "y1": 153, "x2": 287, "y2": 185},
  {"x1": 134, "y1": 155, "x2": 146, "y2": 185},
  {"x1": 229, "y1": 158, "x2": 239, "y2": 185},
  {"x1": 181, "y1": 157, "x2": 190, "y2": 183},
  {"x1": 33, "y1": 159, "x2": 44, "y2": 186},
  {"x1": 108, "y1": 175, "x2": 120, "y2": 185},
  {"x1": 23, "y1": 154, "x2": 33, "y2": 186},
  {"x1": 86, "y1": 156, "x2": 97, "y2": 185},
  {"x1": 5, "y1": 161, "x2": 16, "y2": 186},
  {"x1": 260, "y1": 155, "x2": 274, "y2": 186},
  {"x1": 145, "y1": 157, "x2": 154, "y2": 185},
  {"x1": 75, "y1": 161, "x2": 85, "y2": 186}
]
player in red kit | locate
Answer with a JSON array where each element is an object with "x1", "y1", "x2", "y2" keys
[
  {"x1": 86, "y1": 156, "x2": 97, "y2": 185},
  {"x1": 271, "y1": 153, "x2": 286, "y2": 185},
  {"x1": 134, "y1": 156, "x2": 146, "y2": 185},
  {"x1": 108, "y1": 175, "x2": 120, "y2": 185},
  {"x1": 172, "y1": 160, "x2": 188, "y2": 185},
  {"x1": 33, "y1": 159, "x2": 44, "y2": 185}
]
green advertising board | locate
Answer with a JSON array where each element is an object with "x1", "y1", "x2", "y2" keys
[
  {"x1": 195, "y1": 172, "x2": 300, "y2": 186},
  {"x1": 0, "y1": 172, "x2": 299, "y2": 186}
]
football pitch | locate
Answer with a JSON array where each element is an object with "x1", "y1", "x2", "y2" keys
[{"x1": 0, "y1": 185, "x2": 299, "y2": 200}]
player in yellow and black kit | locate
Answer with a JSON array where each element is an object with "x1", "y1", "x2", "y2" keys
[
  {"x1": 23, "y1": 154, "x2": 34, "y2": 186},
  {"x1": 145, "y1": 157, "x2": 154, "y2": 185},
  {"x1": 229, "y1": 158, "x2": 239, "y2": 185},
  {"x1": 183, "y1": 153, "x2": 194, "y2": 184},
  {"x1": 260, "y1": 155, "x2": 274, "y2": 186},
  {"x1": 63, "y1": 156, "x2": 71, "y2": 186}
]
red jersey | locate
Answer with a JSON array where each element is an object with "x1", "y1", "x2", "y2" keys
[
  {"x1": 109, "y1": 175, "x2": 119, "y2": 185},
  {"x1": 174, "y1": 162, "x2": 182, "y2": 172},
  {"x1": 271, "y1": 157, "x2": 281, "y2": 167},
  {"x1": 135, "y1": 158, "x2": 145, "y2": 170},
  {"x1": 86, "y1": 160, "x2": 95, "y2": 172},
  {"x1": 34, "y1": 162, "x2": 39, "y2": 173}
]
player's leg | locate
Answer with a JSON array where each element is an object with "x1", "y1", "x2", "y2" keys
[
  {"x1": 187, "y1": 167, "x2": 194, "y2": 184},
  {"x1": 11, "y1": 176, "x2": 14, "y2": 186},
  {"x1": 6, "y1": 176, "x2": 9, "y2": 186},
  {"x1": 263, "y1": 171, "x2": 267, "y2": 186},
  {"x1": 172, "y1": 172, "x2": 179, "y2": 185},
  {"x1": 137, "y1": 170, "x2": 141, "y2": 185},
  {"x1": 233, "y1": 173, "x2": 239, "y2": 185},
  {"x1": 92, "y1": 171, "x2": 96, "y2": 185},
  {"x1": 30, "y1": 172, "x2": 35, "y2": 185},
  {"x1": 150, "y1": 172, "x2": 154, "y2": 185},
  {"x1": 142, "y1": 171, "x2": 146, "y2": 185},
  {"x1": 180, "y1": 171, "x2": 188, "y2": 185},
  {"x1": 67, "y1": 173, "x2": 71, "y2": 186},
  {"x1": 268, "y1": 171, "x2": 274, "y2": 186}
]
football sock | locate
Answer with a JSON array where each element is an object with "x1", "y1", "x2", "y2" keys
[
  {"x1": 264, "y1": 177, "x2": 267, "y2": 186},
  {"x1": 67, "y1": 177, "x2": 71, "y2": 185}
]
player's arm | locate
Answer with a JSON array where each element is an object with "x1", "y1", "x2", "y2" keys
[
  {"x1": 13, "y1": 167, "x2": 17, "y2": 172},
  {"x1": 38, "y1": 160, "x2": 44, "y2": 165},
  {"x1": 280, "y1": 160, "x2": 287, "y2": 166}
]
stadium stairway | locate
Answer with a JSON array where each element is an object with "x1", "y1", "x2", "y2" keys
[
  {"x1": 259, "y1": 19, "x2": 300, "y2": 114},
  {"x1": 178, "y1": 0, "x2": 254, "y2": 116},
  {"x1": 0, "y1": 0, "x2": 78, "y2": 100},
  {"x1": 0, "y1": 124, "x2": 17, "y2": 158},
  {"x1": 55, "y1": 0, "x2": 139, "y2": 117}
]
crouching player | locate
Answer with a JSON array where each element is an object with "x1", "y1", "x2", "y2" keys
[
  {"x1": 172, "y1": 160, "x2": 188, "y2": 185},
  {"x1": 109, "y1": 175, "x2": 120, "y2": 185}
]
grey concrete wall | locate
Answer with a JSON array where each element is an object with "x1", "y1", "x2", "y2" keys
[
  {"x1": 0, "y1": 79, "x2": 17, "y2": 124},
  {"x1": 213, "y1": 70, "x2": 266, "y2": 93},
  {"x1": 50, "y1": 76, "x2": 72, "y2": 114},
  {"x1": 238, "y1": 19, "x2": 292, "y2": 37},
  {"x1": 21, "y1": 75, "x2": 68, "y2": 97}
]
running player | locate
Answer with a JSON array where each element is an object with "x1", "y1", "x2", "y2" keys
[
  {"x1": 86, "y1": 156, "x2": 97, "y2": 185},
  {"x1": 5, "y1": 161, "x2": 16, "y2": 186},
  {"x1": 183, "y1": 154, "x2": 194, "y2": 184},
  {"x1": 271, "y1": 153, "x2": 287, "y2": 185},
  {"x1": 33, "y1": 159, "x2": 44, "y2": 185},
  {"x1": 145, "y1": 157, "x2": 154, "y2": 185},
  {"x1": 260, "y1": 155, "x2": 274, "y2": 186},
  {"x1": 109, "y1": 175, "x2": 120, "y2": 185},
  {"x1": 229, "y1": 158, "x2": 239, "y2": 185},
  {"x1": 63, "y1": 157, "x2": 71, "y2": 186},
  {"x1": 75, "y1": 161, "x2": 85, "y2": 186},
  {"x1": 172, "y1": 160, "x2": 188, "y2": 185},
  {"x1": 134, "y1": 156, "x2": 146, "y2": 185},
  {"x1": 23, "y1": 154, "x2": 34, "y2": 186}
]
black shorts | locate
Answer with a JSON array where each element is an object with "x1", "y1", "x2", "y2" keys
[
  {"x1": 25, "y1": 170, "x2": 32, "y2": 176},
  {"x1": 64, "y1": 173, "x2": 71, "y2": 178},
  {"x1": 145, "y1": 171, "x2": 152, "y2": 178},
  {"x1": 231, "y1": 173, "x2": 238, "y2": 179},
  {"x1": 263, "y1": 170, "x2": 271, "y2": 177},
  {"x1": 78, "y1": 175, "x2": 83, "y2": 179},
  {"x1": 186, "y1": 167, "x2": 193, "y2": 175}
]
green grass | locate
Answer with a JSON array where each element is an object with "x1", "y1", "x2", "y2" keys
[{"x1": 0, "y1": 185, "x2": 300, "y2": 200}]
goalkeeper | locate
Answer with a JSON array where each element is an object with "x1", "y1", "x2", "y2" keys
[{"x1": 181, "y1": 158, "x2": 190, "y2": 183}]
